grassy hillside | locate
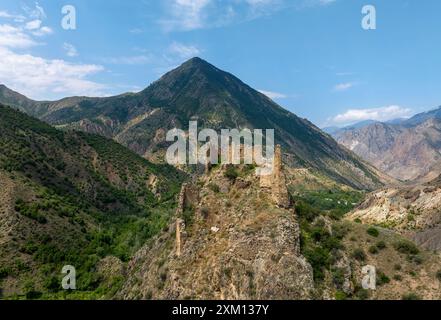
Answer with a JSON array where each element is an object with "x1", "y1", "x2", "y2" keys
[{"x1": 0, "y1": 105, "x2": 186, "y2": 299}]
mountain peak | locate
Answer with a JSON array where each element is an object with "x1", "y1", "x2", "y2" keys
[
  {"x1": 181, "y1": 57, "x2": 213, "y2": 68},
  {"x1": 178, "y1": 57, "x2": 222, "y2": 75}
]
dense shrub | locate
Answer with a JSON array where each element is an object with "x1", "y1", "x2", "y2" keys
[
  {"x1": 436, "y1": 270, "x2": 441, "y2": 281},
  {"x1": 208, "y1": 183, "x2": 220, "y2": 193},
  {"x1": 402, "y1": 293, "x2": 420, "y2": 300},
  {"x1": 366, "y1": 227, "x2": 379, "y2": 237},
  {"x1": 295, "y1": 201, "x2": 320, "y2": 222},
  {"x1": 408, "y1": 255, "x2": 423, "y2": 265},
  {"x1": 394, "y1": 240, "x2": 419, "y2": 255},
  {"x1": 352, "y1": 248, "x2": 366, "y2": 262},
  {"x1": 15, "y1": 199, "x2": 47, "y2": 224},
  {"x1": 0, "y1": 267, "x2": 10, "y2": 279},
  {"x1": 224, "y1": 166, "x2": 239, "y2": 181},
  {"x1": 376, "y1": 271, "x2": 390, "y2": 286},
  {"x1": 376, "y1": 241, "x2": 386, "y2": 250},
  {"x1": 368, "y1": 245, "x2": 379, "y2": 254},
  {"x1": 393, "y1": 274, "x2": 403, "y2": 281}
]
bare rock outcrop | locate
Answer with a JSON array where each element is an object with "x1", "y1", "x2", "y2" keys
[{"x1": 118, "y1": 164, "x2": 314, "y2": 300}]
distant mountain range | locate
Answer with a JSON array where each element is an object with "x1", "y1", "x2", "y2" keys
[
  {"x1": 330, "y1": 107, "x2": 441, "y2": 181},
  {"x1": 0, "y1": 57, "x2": 387, "y2": 190}
]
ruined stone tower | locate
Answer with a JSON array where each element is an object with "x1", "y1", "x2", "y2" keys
[
  {"x1": 259, "y1": 145, "x2": 291, "y2": 208},
  {"x1": 175, "y1": 183, "x2": 199, "y2": 257}
]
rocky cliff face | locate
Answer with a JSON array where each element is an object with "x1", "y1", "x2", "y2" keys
[
  {"x1": 117, "y1": 154, "x2": 441, "y2": 300},
  {"x1": 118, "y1": 158, "x2": 316, "y2": 299},
  {"x1": 347, "y1": 175, "x2": 441, "y2": 251}
]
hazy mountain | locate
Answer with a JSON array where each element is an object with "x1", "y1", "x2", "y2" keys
[
  {"x1": 333, "y1": 107, "x2": 441, "y2": 181},
  {"x1": 0, "y1": 58, "x2": 387, "y2": 190},
  {"x1": 323, "y1": 120, "x2": 380, "y2": 136},
  {"x1": 0, "y1": 104, "x2": 184, "y2": 298},
  {"x1": 401, "y1": 106, "x2": 441, "y2": 127}
]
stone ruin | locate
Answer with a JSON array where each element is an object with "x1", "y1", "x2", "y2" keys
[
  {"x1": 175, "y1": 183, "x2": 199, "y2": 257},
  {"x1": 259, "y1": 144, "x2": 291, "y2": 208},
  {"x1": 175, "y1": 144, "x2": 292, "y2": 257}
]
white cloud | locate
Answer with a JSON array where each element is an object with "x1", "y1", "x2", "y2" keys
[
  {"x1": 258, "y1": 90, "x2": 287, "y2": 99},
  {"x1": 101, "y1": 55, "x2": 152, "y2": 65},
  {"x1": 25, "y1": 19, "x2": 42, "y2": 30},
  {"x1": 0, "y1": 47, "x2": 106, "y2": 99},
  {"x1": 0, "y1": 24, "x2": 38, "y2": 48},
  {"x1": 336, "y1": 72, "x2": 353, "y2": 76},
  {"x1": 63, "y1": 42, "x2": 78, "y2": 57},
  {"x1": 331, "y1": 105, "x2": 413, "y2": 125},
  {"x1": 333, "y1": 82, "x2": 355, "y2": 92},
  {"x1": 0, "y1": 4, "x2": 108, "y2": 99},
  {"x1": 0, "y1": 10, "x2": 26, "y2": 22},
  {"x1": 31, "y1": 26, "x2": 52, "y2": 37},
  {"x1": 319, "y1": 0, "x2": 336, "y2": 5},
  {"x1": 161, "y1": 0, "x2": 211, "y2": 31},
  {"x1": 0, "y1": 11, "x2": 13, "y2": 18},
  {"x1": 168, "y1": 42, "x2": 201, "y2": 59},
  {"x1": 22, "y1": 2, "x2": 46, "y2": 20},
  {"x1": 160, "y1": 0, "x2": 336, "y2": 31},
  {"x1": 129, "y1": 28, "x2": 144, "y2": 34}
]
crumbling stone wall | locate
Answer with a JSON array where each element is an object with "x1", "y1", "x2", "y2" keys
[
  {"x1": 175, "y1": 183, "x2": 199, "y2": 256},
  {"x1": 260, "y1": 145, "x2": 291, "y2": 208}
]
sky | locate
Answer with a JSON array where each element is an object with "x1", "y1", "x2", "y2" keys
[{"x1": 0, "y1": 0, "x2": 441, "y2": 128}]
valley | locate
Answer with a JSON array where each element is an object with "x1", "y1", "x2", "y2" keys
[{"x1": 0, "y1": 58, "x2": 440, "y2": 300}]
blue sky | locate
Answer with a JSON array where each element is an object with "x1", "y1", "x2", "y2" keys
[{"x1": 0, "y1": 0, "x2": 440, "y2": 127}]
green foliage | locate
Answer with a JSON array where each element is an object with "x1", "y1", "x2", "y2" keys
[
  {"x1": 183, "y1": 206, "x2": 195, "y2": 228},
  {"x1": 366, "y1": 227, "x2": 379, "y2": 237},
  {"x1": 200, "y1": 207, "x2": 210, "y2": 219},
  {"x1": 376, "y1": 241, "x2": 386, "y2": 250},
  {"x1": 295, "y1": 201, "x2": 320, "y2": 222},
  {"x1": 15, "y1": 199, "x2": 47, "y2": 224},
  {"x1": 334, "y1": 291, "x2": 347, "y2": 300},
  {"x1": 0, "y1": 267, "x2": 11, "y2": 279},
  {"x1": 293, "y1": 188, "x2": 363, "y2": 219},
  {"x1": 376, "y1": 271, "x2": 390, "y2": 286},
  {"x1": 331, "y1": 268, "x2": 346, "y2": 288},
  {"x1": 394, "y1": 240, "x2": 419, "y2": 255},
  {"x1": 368, "y1": 245, "x2": 379, "y2": 254},
  {"x1": 208, "y1": 183, "x2": 220, "y2": 193},
  {"x1": 24, "y1": 281, "x2": 42, "y2": 300},
  {"x1": 402, "y1": 293, "x2": 421, "y2": 300},
  {"x1": 408, "y1": 255, "x2": 423, "y2": 265},
  {"x1": 355, "y1": 288, "x2": 369, "y2": 300},
  {"x1": 0, "y1": 105, "x2": 186, "y2": 299},
  {"x1": 393, "y1": 274, "x2": 403, "y2": 281},
  {"x1": 294, "y1": 187, "x2": 363, "y2": 284},
  {"x1": 351, "y1": 248, "x2": 366, "y2": 262},
  {"x1": 436, "y1": 270, "x2": 441, "y2": 281},
  {"x1": 224, "y1": 166, "x2": 239, "y2": 181},
  {"x1": 301, "y1": 220, "x2": 344, "y2": 282},
  {"x1": 44, "y1": 276, "x2": 60, "y2": 293}
]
